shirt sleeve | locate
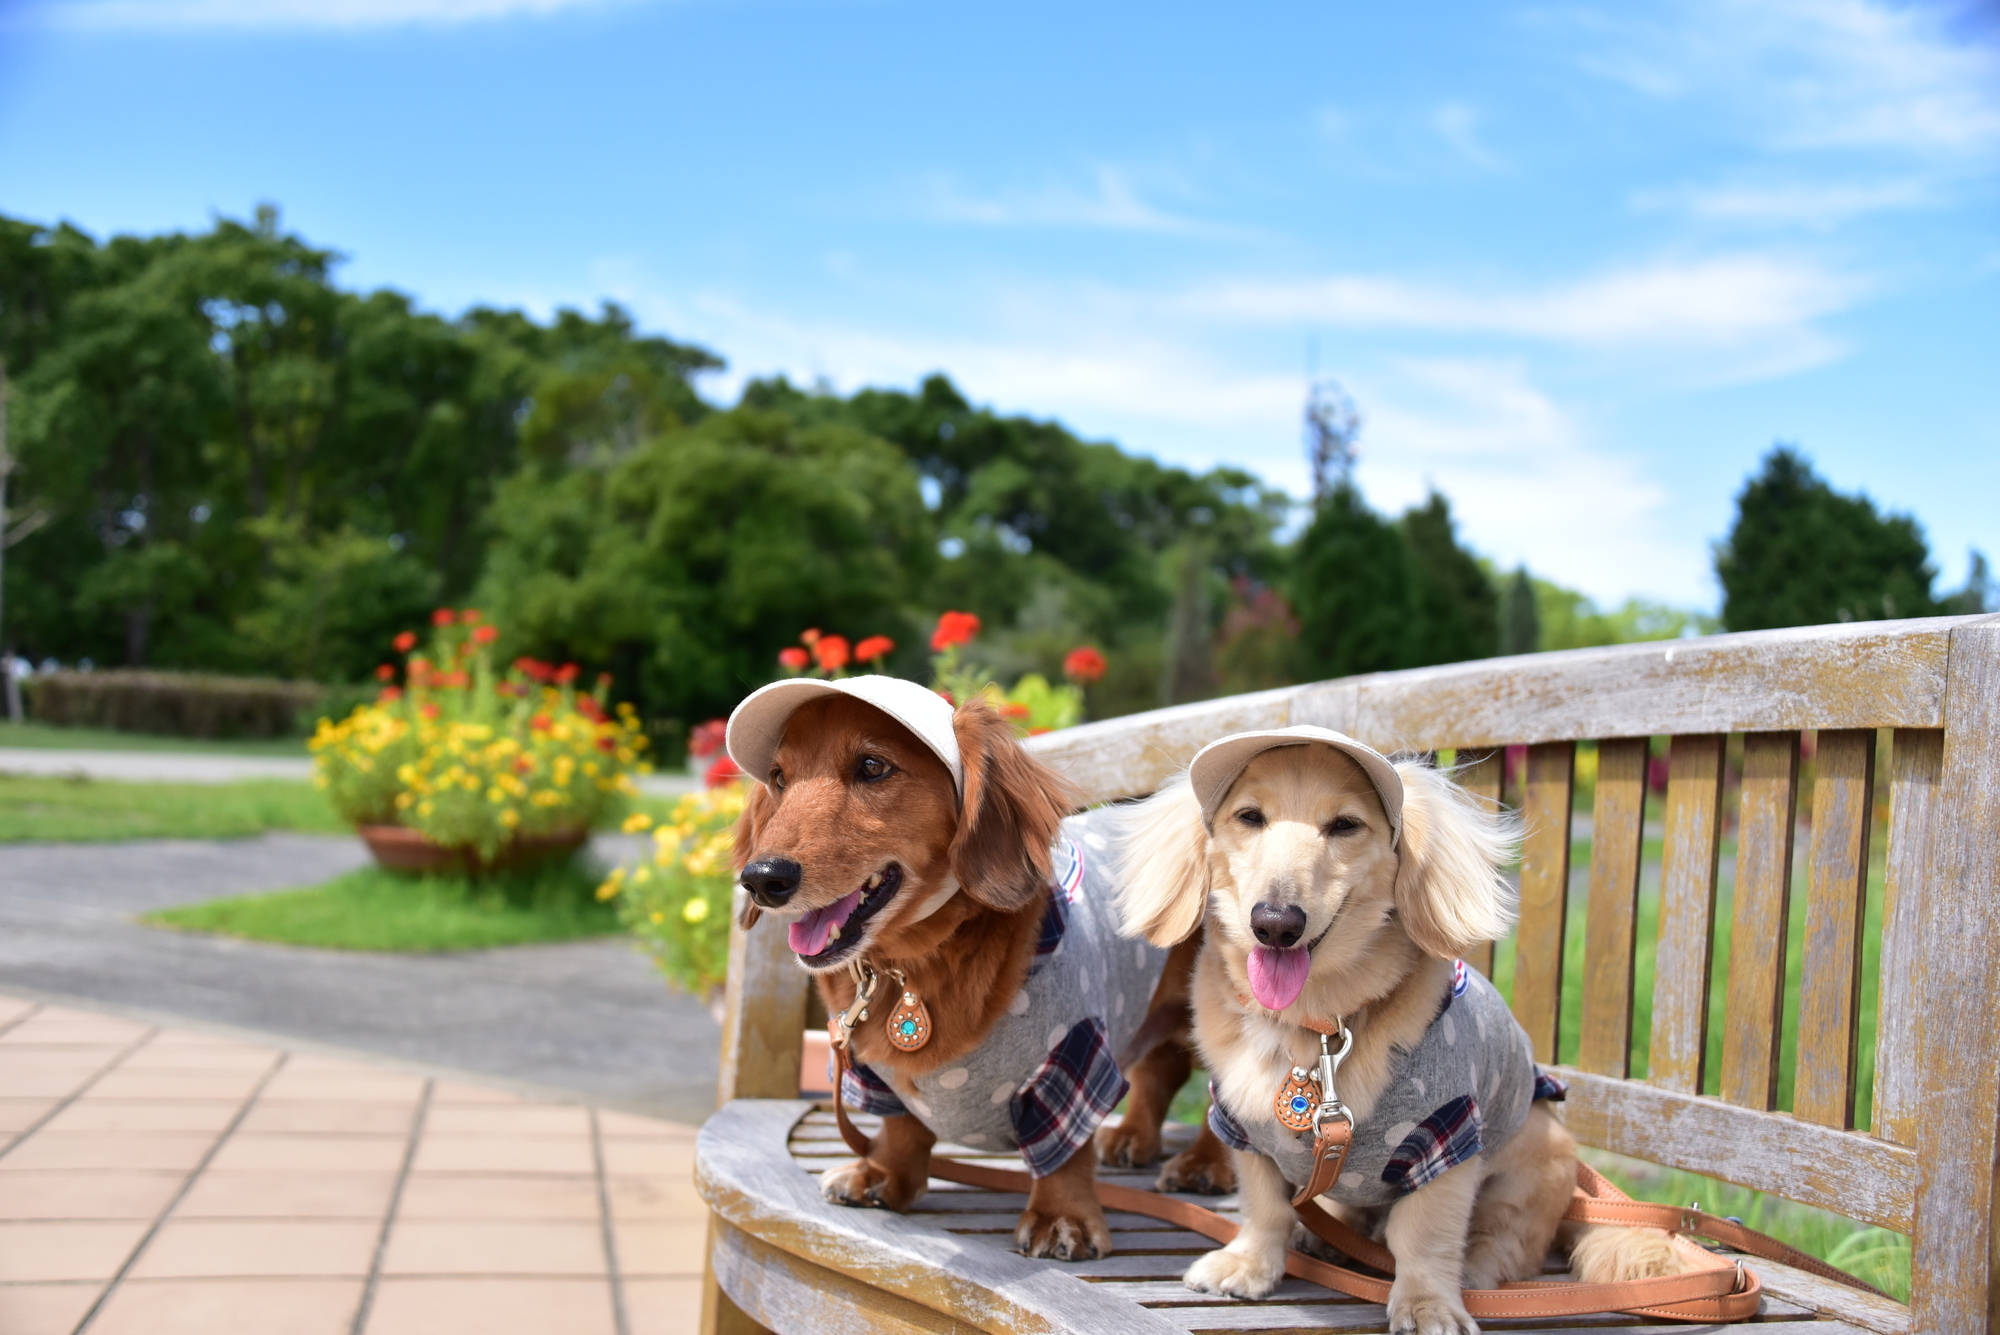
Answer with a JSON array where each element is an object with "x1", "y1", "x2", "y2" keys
[
  {"x1": 1009, "y1": 1017, "x2": 1128, "y2": 1177},
  {"x1": 840, "y1": 1059, "x2": 910, "y2": 1118},
  {"x1": 1205, "y1": 1081, "x2": 1254, "y2": 1152},
  {"x1": 1381, "y1": 1094, "x2": 1484, "y2": 1194}
]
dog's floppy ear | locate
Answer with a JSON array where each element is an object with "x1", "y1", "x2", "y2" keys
[
  {"x1": 1110, "y1": 777, "x2": 1211, "y2": 947},
  {"x1": 949, "y1": 697, "x2": 1079, "y2": 912},
  {"x1": 1391, "y1": 761, "x2": 1519, "y2": 959}
]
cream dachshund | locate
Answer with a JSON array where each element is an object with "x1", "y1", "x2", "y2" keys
[{"x1": 1112, "y1": 726, "x2": 1687, "y2": 1335}]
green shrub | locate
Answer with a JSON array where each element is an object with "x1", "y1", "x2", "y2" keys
[{"x1": 26, "y1": 670, "x2": 325, "y2": 739}]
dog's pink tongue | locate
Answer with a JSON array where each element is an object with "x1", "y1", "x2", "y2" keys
[
  {"x1": 1248, "y1": 946, "x2": 1311, "y2": 1011},
  {"x1": 788, "y1": 888, "x2": 864, "y2": 957}
]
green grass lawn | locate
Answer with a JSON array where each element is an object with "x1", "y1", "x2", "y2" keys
[
  {"x1": 0, "y1": 720, "x2": 309, "y2": 757},
  {"x1": 145, "y1": 857, "x2": 620, "y2": 952},
  {"x1": 0, "y1": 773, "x2": 344, "y2": 841}
]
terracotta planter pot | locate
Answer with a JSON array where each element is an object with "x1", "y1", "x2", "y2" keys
[{"x1": 357, "y1": 824, "x2": 589, "y2": 876}]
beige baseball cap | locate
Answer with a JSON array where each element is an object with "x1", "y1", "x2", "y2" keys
[
  {"x1": 1187, "y1": 726, "x2": 1403, "y2": 846},
  {"x1": 726, "y1": 675, "x2": 962, "y2": 795}
]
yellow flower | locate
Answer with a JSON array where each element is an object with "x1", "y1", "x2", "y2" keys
[
  {"x1": 650, "y1": 911, "x2": 665, "y2": 923},
  {"x1": 622, "y1": 812, "x2": 654, "y2": 834},
  {"x1": 597, "y1": 867, "x2": 628, "y2": 900},
  {"x1": 500, "y1": 809, "x2": 520, "y2": 829},
  {"x1": 682, "y1": 897, "x2": 710, "y2": 924},
  {"x1": 487, "y1": 787, "x2": 506, "y2": 803}
]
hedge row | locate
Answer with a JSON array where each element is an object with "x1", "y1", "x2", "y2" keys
[{"x1": 24, "y1": 671, "x2": 329, "y2": 740}]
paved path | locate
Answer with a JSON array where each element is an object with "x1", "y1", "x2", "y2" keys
[
  {"x1": 0, "y1": 993, "x2": 702, "y2": 1335},
  {"x1": 0, "y1": 836, "x2": 723, "y2": 1125},
  {"x1": 0, "y1": 747, "x2": 704, "y2": 797}
]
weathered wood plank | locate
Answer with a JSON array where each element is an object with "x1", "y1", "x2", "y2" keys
[
  {"x1": 718, "y1": 888, "x2": 812, "y2": 1103},
  {"x1": 1796, "y1": 729, "x2": 1878, "y2": 1129},
  {"x1": 698, "y1": 1099, "x2": 1184, "y2": 1333},
  {"x1": 1553, "y1": 1067, "x2": 1916, "y2": 1233},
  {"x1": 1578, "y1": 737, "x2": 1648, "y2": 1077},
  {"x1": 1749, "y1": 1255, "x2": 1912, "y2": 1335},
  {"x1": 1025, "y1": 619, "x2": 1976, "y2": 805},
  {"x1": 1909, "y1": 617, "x2": 2000, "y2": 1335},
  {"x1": 1455, "y1": 749, "x2": 1505, "y2": 979},
  {"x1": 1873, "y1": 728, "x2": 1941, "y2": 1147},
  {"x1": 710, "y1": 1214, "x2": 981, "y2": 1334},
  {"x1": 1720, "y1": 731, "x2": 1802, "y2": 1110},
  {"x1": 1513, "y1": 744, "x2": 1575, "y2": 1063},
  {"x1": 1647, "y1": 735, "x2": 1726, "y2": 1095}
]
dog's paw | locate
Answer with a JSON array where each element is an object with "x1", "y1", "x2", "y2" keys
[
  {"x1": 1014, "y1": 1204, "x2": 1113, "y2": 1261},
  {"x1": 1184, "y1": 1244, "x2": 1285, "y2": 1299},
  {"x1": 1155, "y1": 1142, "x2": 1237, "y2": 1195},
  {"x1": 819, "y1": 1158, "x2": 916, "y2": 1211},
  {"x1": 1387, "y1": 1279, "x2": 1479, "y2": 1335},
  {"x1": 1095, "y1": 1118, "x2": 1162, "y2": 1169}
]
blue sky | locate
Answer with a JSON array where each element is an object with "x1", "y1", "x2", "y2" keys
[{"x1": 2, "y1": 0, "x2": 1995, "y2": 609}]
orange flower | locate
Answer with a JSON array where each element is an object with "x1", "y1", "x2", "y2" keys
[
  {"x1": 419, "y1": 702, "x2": 440, "y2": 720},
  {"x1": 431, "y1": 608, "x2": 455, "y2": 628},
  {"x1": 392, "y1": 631, "x2": 417, "y2": 653},
  {"x1": 854, "y1": 635, "x2": 894, "y2": 664},
  {"x1": 472, "y1": 624, "x2": 499, "y2": 645},
  {"x1": 814, "y1": 635, "x2": 851, "y2": 672},
  {"x1": 799, "y1": 628, "x2": 821, "y2": 646},
  {"x1": 530, "y1": 713, "x2": 553, "y2": 732},
  {"x1": 554, "y1": 663, "x2": 579, "y2": 685},
  {"x1": 1063, "y1": 645, "x2": 1107, "y2": 684},
  {"x1": 378, "y1": 686, "x2": 403, "y2": 702},
  {"x1": 930, "y1": 610, "x2": 981, "y2": 651},
  {"x1": 459, "y1": 608, "x2": 482, "y2": 624},
  {"x1": 777, "y1": 646, "x2": 810, "y2": 670},
  {"x1": 375, "y1": 664, "x2": 395, "y2": 682},
  {"x1": 999, "y1": 701, "x2": 1030, "y2": 720}
]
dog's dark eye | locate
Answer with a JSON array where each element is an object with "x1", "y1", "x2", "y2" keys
[
  {"x1": 855, "y1": 754, "x2": 893, "y2": 783},
  {"x1": 1235, "y1": 808, "x2": 1265, "y2": 829},
  {"x1": 769, "y1": 767, "x2": 785, "y2": 792},
  {"x1": 1325, "y1": 816, "x2": 1360, "y2": 836}
]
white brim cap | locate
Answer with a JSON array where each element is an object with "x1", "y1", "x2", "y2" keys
[
  {"x1": 726, "y1": 674, "x2": 962, "y2": 795},
  {"x1": 1187, "y1": 726, "x2": 1403, "y2": 847}
]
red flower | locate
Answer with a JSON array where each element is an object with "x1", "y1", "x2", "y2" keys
[
  {"x1": 704, "y1": 754, "x2": 743, "y2": 788},
  {"x1": 799, "y1": 628, "x2": 821, "y2": 646},
  {"x1": 597, "y1": 672, "x2": 613, "y2": 688},
  {"x1": 378, "y1": 686, "x2": 403, "y2": 702},
  {"x1": 431, "y1": 608, "x2": 455, "y2": 628},
  {"x1": 530, "y1": 712, "x2": 553, "y2": 732},
  {"x1": 495, "y1": 682, "x2": 518, "y2": 697},
  {"x1": 392, "y1": 631, "x2": 417, "y2": 653},
  {"x1": 374, "y1": 664, "x2": 395, "y2": 682},
  {"x1": 930, "y1": 610, "x2": 981, "y2": 651},
  {"x1": 459, "y1": 608, "x2": 482, "y2": 625},
  {"x1": 998, "y1": 701, "x2": 1030, "y2": 720},
  {"x1": 597, "y1": 736, "x2": 616, "y2": 753},
  {"x1": 854, "y1": 635, "x2": 894, "y2": 664},
  {"x1": 689, "y1": 719, "x2": 728, "y2": 760},
  {"x1": 441, "y1": 670, "x2": 470, "y2": 689},
  {"x1": 554, "y1": 663, "x2": 579, "y2": 685},
  {"x1": 777, "y1": 646, "x2": 810, "y2": 670},
  {"x1": 514, "y1": 756, "x2": 533, "y2": 773},
  {"x1": 1063, "y1": 645, "x2": 1107, "y2": 684},
  {"x1": 471, "y1": 624, "x2": 499, "y2": 645},
  {"x1": 814, "y1": 635, "x2": 851, "y2": 672},
  {"x1": 419, "y1": 702, "x2": 440, "y2": 720}
]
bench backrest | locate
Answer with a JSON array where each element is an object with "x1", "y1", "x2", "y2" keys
[{"x1": 714, "y1": 613, "x2": 2000, "y2": 1334}]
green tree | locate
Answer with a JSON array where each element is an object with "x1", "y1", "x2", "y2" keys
[
  {"x1": 1401, "y1": 492, "x2": 1498, "y2": 665},
  {"x1": 1500, "y1": 567, "x2": 1539, "y2": 655},
  {"x1": 1289, "y1": 481, "x2": 1412, "y2": 679},
  {"x1": 1716, "y1": 447, "x2": 1939, "y2": 631}
]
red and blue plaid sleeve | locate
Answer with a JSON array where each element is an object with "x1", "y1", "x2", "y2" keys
[
  {"x1": 1381, "y1": 1094, "x2": 1484, "y2": 1194},
  {"x1": 840, "y1": 1059, "x2": 910, "y2": 1118},
  {"x1": 1009, "y1": 1017, "x2": 1128, "y2": 1177},
  {"x1": 1205, "y1": 1080, "x2": 1253, "y2": 1152}
]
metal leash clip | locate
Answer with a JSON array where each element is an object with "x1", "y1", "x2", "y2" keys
[
  {"x1": 830, "y1": 959, "x2": 879, "y2": 1051},
  {"x1": 1313, "y1": 1022, "x2": 1355, "y2": 1133}
]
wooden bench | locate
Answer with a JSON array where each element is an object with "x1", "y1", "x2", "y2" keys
[{"x1": 695, "y1": 613, "x2": 2000, "y2": 1334}]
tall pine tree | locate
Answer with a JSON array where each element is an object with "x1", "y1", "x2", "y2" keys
[
  {"x1": 1289, "y1": 482, "x2": 1413, "y2": 679},
  {"x1": 1401, "y1": 492, "x2": 1499, "y2": 665}
]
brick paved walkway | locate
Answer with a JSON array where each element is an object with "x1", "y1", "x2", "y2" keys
[{"x1": 0, "y1": 994, "x2": 704, "y2": 1335}]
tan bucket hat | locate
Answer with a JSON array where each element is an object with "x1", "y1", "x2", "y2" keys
[
  {"x1": 726, "y1": 675, "x2": 962, "y2": 795},
  {"x1": 1187, "y1": 725, "x2": 1403, "y2": 846}
]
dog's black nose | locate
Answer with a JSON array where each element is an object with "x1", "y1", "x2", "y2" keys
[
  {"x1": 741, "y1": 857, "x2": 803, "y2": 907},
  {"x1": 1250, "y1": 901, "x2": 1307, "y2": 949}
]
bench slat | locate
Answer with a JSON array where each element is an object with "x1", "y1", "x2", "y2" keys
[
  {"x1": 1579, "y1": 737, "x2": 1648, "y2": 1077},
  {"x1": 1649, "y1": 734, "x2": 1726, "y2": 1094},
  {"x1": 1515, "y1": 742, "x2": 1575, "y2": 1063},
  {"x1": 1457, "y1": 748, "x2": 1505, "y2": 979},
  {"x1": 1797, "y1": 729, "x2": 1878, "y2": 1129},
  {"x1": 1721, "y1": 731, "x2": 1802, "y2": 1110},
  {"x1": 1873, "y1": 728, "x2": 1941, "y2": 1146}
]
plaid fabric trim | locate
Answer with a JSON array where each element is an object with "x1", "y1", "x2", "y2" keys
[
  {"x1": 1206, "y1": 1081, "x2": 1253, "y2": 1152},
  {"x1": 840, "y1": 1059, "x2": 909, "y2": 1118},
  {"x1": 1029, "y1": 838, "x2": 1083, "y2": 972},
  {"x1": 1381, "y1": 1094, "x2": 1484, "y2": 1194},
  {"x1": 1034, "y1": 891, "x2": 1067, "y2": 958},
  {"x1": 1010, "y1": 1017, "x2": 1129, "y2": 1177},
  {"x1": 1533, "y1": 1070, "x2": 1567, "y2": 1102}
]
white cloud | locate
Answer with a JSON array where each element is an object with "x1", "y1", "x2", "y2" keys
[
  {"x1": 1433, "y1": 102, "x2": 1507, "y2": 171},
  {"x1": 1180, "y1": 255, "x2": 1860, "y2": 356},
  {"x1": 1633, "y1": 176, "x2": 1936, "y2": 225},
  {"x1": 38, "y1": 0, "x2": 617, "y2": 29},
  {"x1": 919, "y1": 167, "x2": 1233, "y2": 237}
]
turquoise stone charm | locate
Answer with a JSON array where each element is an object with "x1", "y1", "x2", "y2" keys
[{"x1": 885, "y1": 988, "x2": 931, "y2": 1052}]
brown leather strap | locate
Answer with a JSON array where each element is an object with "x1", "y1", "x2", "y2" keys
[{"x1": 1289, "y1": 1118, "x2": 1352, "y2": 1207}]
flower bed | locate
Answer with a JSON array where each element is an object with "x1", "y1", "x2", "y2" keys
[{"x1": 309, "y1": 609, "x2": 648, "y2": 867}]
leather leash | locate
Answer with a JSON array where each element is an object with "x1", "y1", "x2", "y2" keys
[{"x1": 824, "y1": 1031, "x2": 1885, "y2": 1322}]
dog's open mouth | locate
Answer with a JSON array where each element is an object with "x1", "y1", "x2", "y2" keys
[
  {"x1": 788, "y1": 864, "x2": 903, "y2": 966},
  {"x1": 1247, "y1": 922, "x2": 1335, "y2": 1011}
]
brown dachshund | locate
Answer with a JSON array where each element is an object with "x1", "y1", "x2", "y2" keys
[{"x1": 727, "y1": 677, "x2": 1233, "y2": 1260}]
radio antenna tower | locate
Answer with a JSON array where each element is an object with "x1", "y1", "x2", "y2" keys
[{"x1": 1304, "y1": 375, "x2": 1361, "y2": 500}]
